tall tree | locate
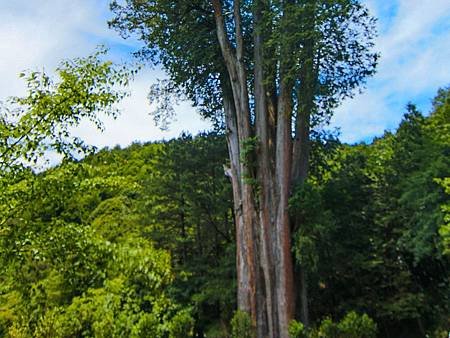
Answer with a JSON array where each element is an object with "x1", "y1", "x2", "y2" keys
[{"x1": 110, "y1": 1, "x2": 378, "y2": 336}]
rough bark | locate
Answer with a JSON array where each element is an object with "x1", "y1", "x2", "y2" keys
[
  {"x1": 275, "y1": 79, "x2": 295, "y2": 336},
  {"x1": 215, "y1": 4, "x2": 261, "y2": 322},
  {"x1": 254, "y1": 1, "x2": 276, "y2": 336},
  {"x1": 273, "y1": 1, "x2": 297, "y2": 332},
  {"x1": 214, "y1": 1, "x2": 296, "y2": 336}
]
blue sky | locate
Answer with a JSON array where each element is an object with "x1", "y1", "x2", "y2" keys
[
  {"x1": 334, "y1": 0, "x2": 450, "y2": 142},
  {"x1": 0, "y1": 0, "x2": 449, "y2": 146}
]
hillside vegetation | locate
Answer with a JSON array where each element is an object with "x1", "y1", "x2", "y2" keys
[{"x1": 0, "y1": 89, "x2": 449, "y2": 337}]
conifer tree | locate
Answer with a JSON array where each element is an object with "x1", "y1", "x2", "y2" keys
[{"x1": 110, "y1": 1, "x2": 378, "y2": 336}]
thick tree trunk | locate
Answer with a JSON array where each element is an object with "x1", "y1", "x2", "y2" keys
[
  {"x1": 274, "y1": 80, "x2": 296, "y2": 336},
  {"x1": 214, "y1": 1, "x2": 295, "y2": 337},
  {"x1": 253, "y1": 1, "x2": 277, "y2": 336},
  {"x1": 222, "y1": 83, "x2": 253, "y2": 315},
  {"x1": 224, "y1": 81, "x2": 295, "y2": 337}
]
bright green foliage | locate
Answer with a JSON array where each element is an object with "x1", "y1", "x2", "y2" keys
[
  {"x1": 310, "y1": 312, "x2": 376, "y2": 338},
  {"x1": 436, "y1": 178, "x2": 450, "y2": 254},
  {"x1": 288, "y1": 320, "x2": 307, "y2": 338},
  {"x1": 430, "y1": 88, "x2": 450, "y2": 256},
  {"x1": 314, "y1": 318, "x2": 340, "y2": 338},
  {"x1": 289, "y1": 312, "x2": 376, "y2": 338},
  {"x1": 0, "y1": 47, "x2": 132, "y2": 172},
  {"x1": 0, "y1": 158, "x2": 194, "y2": 337},
  {"x1": 0, "y1": 48, "x2": 133, "y2": 232},
  {"x1": 336, "y1": 312, "x2": 377, "y2": 338},
  {"x1": 167, "y1": 308, "x2": 195, "y2": 338},
  {"x1": 0, "y1": 51, "x2": 195, "y2": 337},
  {"x1": 230, "y1": 310, "x2": 254, "y2": 338},
  {"x1": 1, "y1": 130, "x2": 232, "y2": 336}
]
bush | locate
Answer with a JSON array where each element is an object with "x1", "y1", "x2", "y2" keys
[
  {"x1": 231, "y1": 310, "x2": 254, "y2": 338},
  {"x1": 338, "y1": 312, "x2": 377, "y2": 338},
  {"x1": 168, "y1": 308, "x2": 194, "y2": 338},
  {"x1": 309, "y1": 312, "x2": 377, "y2": 338},
  {"x1": 289, "y1": 320, "x2": 307, "y2": 338},
  {"x1": 316, "y1": 317, "x2": 340, "y2": 338}
]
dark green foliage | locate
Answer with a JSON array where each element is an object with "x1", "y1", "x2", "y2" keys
[
  {"x1": 109, "y1": 0, "x2": 225, "y2": 125},
  {"x1": 138, "y1": 133, "x2": 236, "y2": 335},
  {"x1": 109, "y1": 0, "x2": 378, "y2": 129},
  {"x1": 290, "y1": 88, "x2": 450, "y2": 337}
]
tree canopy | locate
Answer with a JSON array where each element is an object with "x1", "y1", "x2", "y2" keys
[{"x1": 110, "y1": 1, "x2": 379, "y2": 335}]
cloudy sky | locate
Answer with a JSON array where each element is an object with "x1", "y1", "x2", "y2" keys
[{"x1": 1, "y1": 0, "x2": 449, "y2": 147}]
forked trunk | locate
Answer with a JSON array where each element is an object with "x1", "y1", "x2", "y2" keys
[{"x1": 213, "y1": 1, "x2": 296, "y2": 336}]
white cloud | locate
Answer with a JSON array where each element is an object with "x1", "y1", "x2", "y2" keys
[
  {"x1": 332, "y1": 91, "x2": 393, "y2": 143},
  {"x1": 381, "y1": 0, "x2": 450, "y2": 57},
  {"x1": 0, "y1": 0, "x2": 212, "y2": 151},
  {"x1": 0, "y1": 0, "x2": 103, "y2": 96},
  {"x1": 332, "y1": 0, "x2": 450, "y2": 143},
  {"x1": 1, "y1": 0, "x2": 448, "y2": 147},
  {"x1": 72, "y1": 69, "x2": 211, "y2": 149}
]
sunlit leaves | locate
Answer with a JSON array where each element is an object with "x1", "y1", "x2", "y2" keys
[{"x1": 0, "y1": 47, "x2": 133, "y2": 174}]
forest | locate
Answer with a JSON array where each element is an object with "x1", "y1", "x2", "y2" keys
[
  {"x1": 1, "y1": 82, "x2": 449, "y2": 337},
  {"x1": 1, "y1": 0, "x2": 449, "y2": 337}
]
